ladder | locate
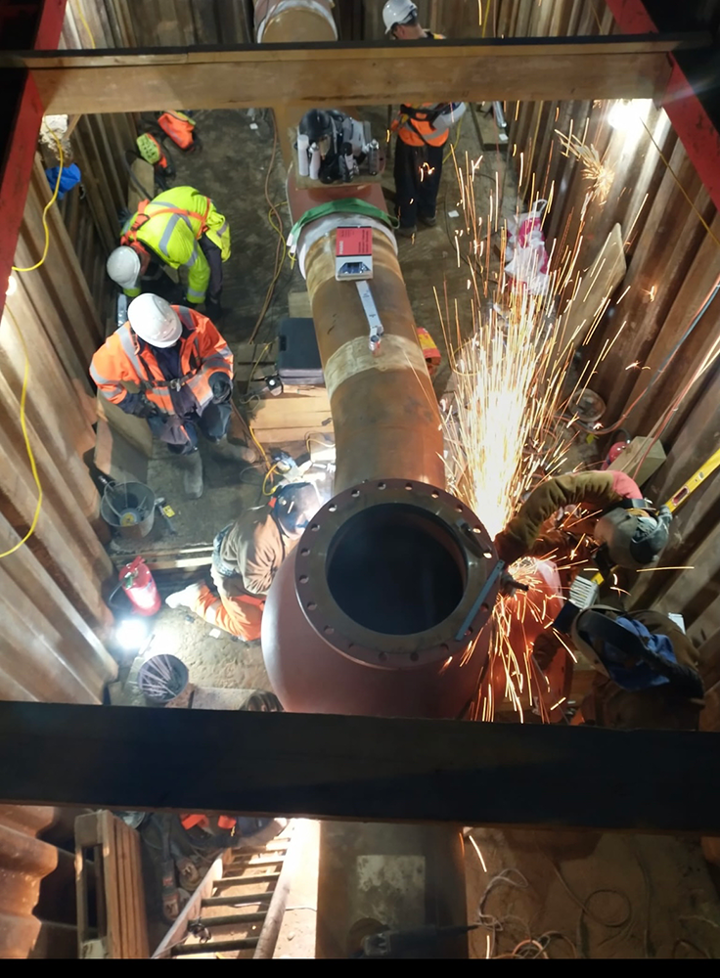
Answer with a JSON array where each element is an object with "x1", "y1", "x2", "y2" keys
[{"x1": 154, "y1": 823, "x2": 294, "y2": 959}]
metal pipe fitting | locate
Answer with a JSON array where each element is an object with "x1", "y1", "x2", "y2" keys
[{"x1": 261, "y1": 480, "x2": 498, "y2": 718}]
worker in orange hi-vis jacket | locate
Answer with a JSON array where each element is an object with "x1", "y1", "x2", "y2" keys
[
  {"x1": 89, "y1": 293, "x2": 247, "y2": 499},
  {"x1": 384, "y1": 0, "x2": 466, "y2": 237}
]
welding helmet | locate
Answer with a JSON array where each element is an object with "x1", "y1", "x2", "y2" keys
[
  {"x1": 128, "y1": 294, "x2": 182, "y2": 348},
  {"x1": 594, "y1": 504, "x2": 672, "y2": 571},
  {"x1": 272, "y1": 482, "x2": 319, "y2": 539},
  {"x1": 383, "y1": 0, "x2": 418, "y2": 33},
  {"x1": 299, "y1": 109, "x2": 336, "y2": 159},
  {"x1": 107, "y1": 246, "x2": 142, "y2": 290}
]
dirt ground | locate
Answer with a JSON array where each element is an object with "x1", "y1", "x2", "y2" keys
[{"x1": 465, "y1": 827, "x2": 720, "y2": 959}]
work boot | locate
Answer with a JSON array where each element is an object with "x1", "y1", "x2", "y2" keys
[
  {"x1": 166, "y1": 582, "x2": 205, "y2": 610},
  {"x1": 176, "y1": 450, "x2": 204, "y2": 499},
  {"x1": 212, "y1": 437, "x2": 260, "y2": 464},
  {"x1": 396, "y1": 225, "x2": 416, "y2": 239},
  {"x1": 419, "y1": 213, "x2": 437, "y2": 227}
]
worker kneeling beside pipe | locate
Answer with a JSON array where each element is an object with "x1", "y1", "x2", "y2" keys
[{"x1": 165, "y1": 483, "x2": 320, "y2": 641}]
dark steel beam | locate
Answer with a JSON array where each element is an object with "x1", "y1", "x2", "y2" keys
[{"x1": 0, "y1": 701, "x2": 719, "y2": 834}]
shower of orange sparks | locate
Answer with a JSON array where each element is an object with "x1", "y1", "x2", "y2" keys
[{"x1": 438, "y1": 144, "x2": 634, "y2": 722}]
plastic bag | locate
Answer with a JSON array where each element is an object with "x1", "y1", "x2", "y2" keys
[
  {"x1": 45, "y1": 162, "x2": 81, "y2": 201},
  {"x1": 504, "y1": 199, "x2": 550, "y2": 295}
]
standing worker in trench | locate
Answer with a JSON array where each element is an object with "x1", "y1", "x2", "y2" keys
[
  {"x1": 90, "y1": 294, "x2": 249, "y2": 499},
  {"x1": 383, "y1": 0, "x2": 466, "y2": 238},
  {"x1": 106, "y1": 186, "x2": 231, "y2": 319},
  {"x1": 165, "y1": 483, "x2": 321, "y2": 641}
]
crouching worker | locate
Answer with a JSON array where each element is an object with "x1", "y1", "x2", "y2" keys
[
  {"x1": 90, "y1": 294, "x2": 236, "y2": 499},
  {"x1": 166, "y1": 483, "x2": 320, "y2": 641}
]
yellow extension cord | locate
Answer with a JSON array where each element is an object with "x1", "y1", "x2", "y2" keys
[{"x1": 0, "y1": 128, "x2": 64, "y2": 558}]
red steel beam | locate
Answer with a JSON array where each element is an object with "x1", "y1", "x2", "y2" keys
[
  {"x1": 0, "y1": 0, "x2": 67, "y2": 317},
  {"x1": 605, "y1": 0, "x2": 720, "y2": 213}
]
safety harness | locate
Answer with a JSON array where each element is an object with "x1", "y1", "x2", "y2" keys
[
  {"x1": 398, "y1": 101, "x2": 452, "y2": 144},
  {"x1": 120, "y1": 198, "x2": 213, "y2": 248},
  {"x1": 134, "y1": 335, "x2": 202, "y2": 394}
]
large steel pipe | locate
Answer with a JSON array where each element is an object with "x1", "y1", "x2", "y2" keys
[
  {"x1": 262, "y1": 480, "x2": 498, "y2": 718},
  {"x1": 253, "y1": 1, "x2": 485, "y2": 958}
]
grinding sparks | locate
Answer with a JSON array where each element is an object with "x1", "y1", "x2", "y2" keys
[
  {"x1": 438, "y1": 146, "x2": 632, "y2": 722},
  {"x1": 555, "y1": 129, "x2": 615, "y2": 202},
  {"x1": 468, "y1": 834, "x2": 487, "y2": 872}
]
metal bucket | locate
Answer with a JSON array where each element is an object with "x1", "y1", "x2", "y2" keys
[
  {"x1": 101, "y1": 481, "x2": 156, "y2": 540},
  {"x1": 137, "y1": 654, "x2": 189, "y2": 703}
]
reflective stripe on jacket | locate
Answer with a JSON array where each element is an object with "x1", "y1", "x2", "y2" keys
[
  {"x1": 396, "y1": 31, "x2": 450, "y2": 147},
  {"x1": 181, "y1": 814, "x2": 237, "y2": 832},
  {"x1": 120, "y1": 187, "x2": 231, "y2": 303},
  {"x1": 90, "y1": 305, "x2": 233, "y2": 417}
]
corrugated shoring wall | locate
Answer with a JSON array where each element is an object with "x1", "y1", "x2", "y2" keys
[
  {"x1": 0, "y1": 807, "x2": 60, "y2": 959},
  {"x1": 1, "y1": 157, "x2": 118, "y2": 704},
  {"x1": 60, "y1": 0, "x2": 253, "y2": 47},
  {"x1": 0, "y1": 159, "x2": 119, "y2": 959},
  {"x1": 501, "y1": 2, "x2": 720, "y2": 669}
]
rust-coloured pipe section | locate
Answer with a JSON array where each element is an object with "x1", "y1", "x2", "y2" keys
[
  {"x1": 304, "y1": 229, "x2": 445, "y2": 491},
  {"x1": 254, "y1": 1, "x2": 479, "y2": 961}
]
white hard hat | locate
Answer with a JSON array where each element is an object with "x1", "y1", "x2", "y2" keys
[
  {"x1": 128, "y1": 294, "x2": 182, "y2": 348},
  {"x1": 383, "y1": 0, "x2": 418, "y2": 33},
  {"x1": 107, "y1": 246, "x2": 142, "y2": 290}
]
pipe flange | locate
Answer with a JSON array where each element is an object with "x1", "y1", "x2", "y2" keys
[{"x1": 294, "y1": 479, "x2": 499, "y2": 670}]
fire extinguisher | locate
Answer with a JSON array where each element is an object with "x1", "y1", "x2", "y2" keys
[{"x1": 118, "y1": 556, "x2": 161, "y2": 616}]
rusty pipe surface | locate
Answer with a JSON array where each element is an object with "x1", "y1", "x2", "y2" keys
[
  {"x1": 256, "y1": 0, "x2": 495, "y2": 709},
  {"x1": 305, "y1": 229, "x2": 445, "y2": 491},
  {"x1": 253, "y1": 0, "x2": 478, "y2": 959}
]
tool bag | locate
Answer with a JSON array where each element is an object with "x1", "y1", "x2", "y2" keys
[
  {"x1": 571, "y1": 605, "x2": 704, "y2": 700},
  {"x1": 157, "y1": 111, "x2": 197, "y2": 151}
]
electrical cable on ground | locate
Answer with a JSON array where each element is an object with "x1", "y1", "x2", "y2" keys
[{"x1": 249, "y1": 117, "x2": 287, "y2": 343}]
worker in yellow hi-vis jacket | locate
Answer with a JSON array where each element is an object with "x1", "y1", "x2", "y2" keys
[{"x1": 106, "y1": 186, "x2": 231, "y2": 317}]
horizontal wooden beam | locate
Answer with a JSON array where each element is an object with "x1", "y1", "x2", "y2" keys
[
  {"x1": 0, "y1": 35, "x2": 708, "y2": 114},
  {"x1": 1, "y1": 702, "x2": 720, "y2": 834}
]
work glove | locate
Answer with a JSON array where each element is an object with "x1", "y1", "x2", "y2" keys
[
  {"x1": 209, "y1": 372, "x2": 232, "y2": 404},
  {"x1": 493, "y1": 531, "x2": 526, "y2": 567},
  {"x1": 119, "y1": 392, "x2": 159, "y2": 419}
]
